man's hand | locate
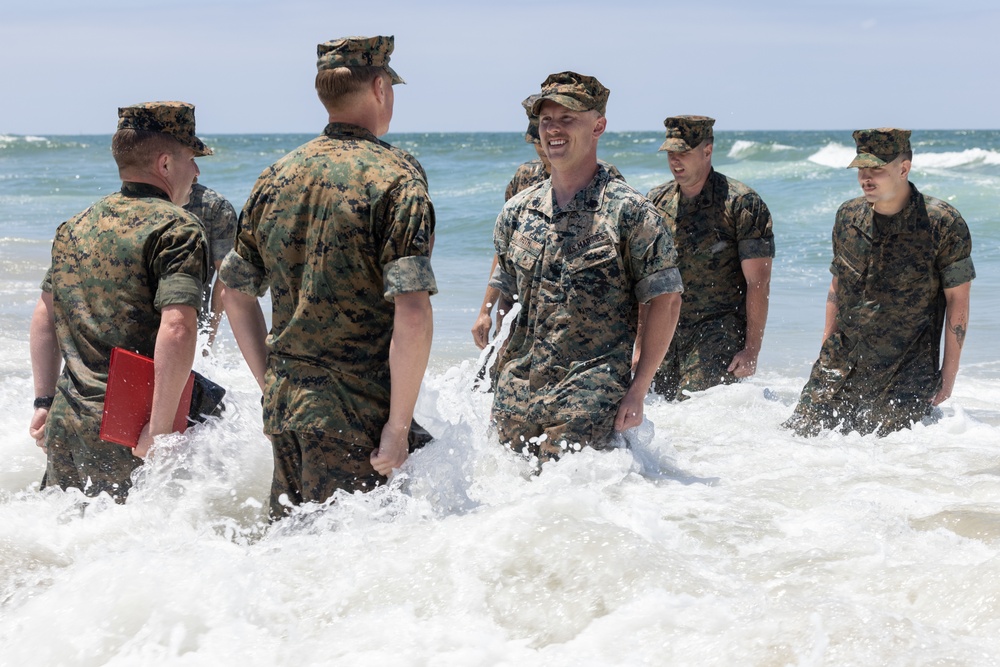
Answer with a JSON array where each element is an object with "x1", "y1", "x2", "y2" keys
[
  {"x1": 28, "y1": 407, "x2": 48, "y2": 451},
  {"x1": 371, "y1": 422, "x2": 410, "y2": 476},
  {"x1": 471, "y1": 312, "x2": 492, "y2": 350},
  {"x1": 727, "y1": 348, "x2": 760, "y2": 378},
  {"x1": 930, "y1": 377, "x2": 955, "y2": 406},
  {"x1": 614, "y1": 386, "x2": 645, "y2": 432}
]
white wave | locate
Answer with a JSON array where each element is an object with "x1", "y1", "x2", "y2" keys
[
  {"x1": 727, "y1": 140, "x2": 797, "y2": 160},
  {"x1": 807, "y1": 142, "x2": 857, "y2": 169},
  {"x1": 808, "y1": 143, "x2": 1000, "y2": 171},
  {"x1": 915, "y1": 148, "x2": 1000, "y2": 170}
]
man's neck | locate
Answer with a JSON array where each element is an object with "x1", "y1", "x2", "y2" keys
[
  {"x1": 872, "y1": 181, "x2": 911, "y2": 217},
  {"x1": 679, "y1": 169, "x2": 711, "y2": 200},
  {"x1": 550, "y1": 160, "x2": 598, "y2": 208}
]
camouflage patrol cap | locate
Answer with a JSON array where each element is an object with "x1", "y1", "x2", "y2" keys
[
  {"x1": 522, "y1": 94, "x2": 540, "y2": 144},
  {"x1": 117, "y1": 102, "x2": 213, "y2": 157},
  {"x1": 530, "y1": 71, "x2": 610, "y2": 116},
  {"x1": 658, "y1": 115, "x2": 715, "y2": 152},
  {"x1": 848, "y1": 128, "x2": 912, "y2": 168},
  {"x1": 317, "y1": 35, "x2": 405, "y2": 85}
]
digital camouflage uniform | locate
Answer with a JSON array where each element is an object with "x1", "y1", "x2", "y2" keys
[
  {"x1": 42, "y1": 186, "x2": 207, "y2": 500},
  {"x1": 647, "y1": 169, "x2": 774, "y2": 399},
  {"x1": 40, "y1": 102, "x2": 211, "y2": 500},
  {"x1": 219, "y1": 119, "x2": 436, "y2": 517},
  {"x1": 786, "y1": 129, "x2": 975, "y2": 437},
  {"x1": 183, "y1": 183, "x2": 237, "y2": 315},
  {"x1": 646, "y1": 116, "x2": 774, "y2": 400},
  {"x1": 491, "y1": 165, "x2": 682, "y2": 460}
]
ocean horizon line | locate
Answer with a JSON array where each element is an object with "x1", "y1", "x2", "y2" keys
[{"x1": 4, "y1": 127, "x2": 1000, "y2": 139}]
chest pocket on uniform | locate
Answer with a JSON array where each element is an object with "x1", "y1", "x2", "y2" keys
[
  {"x1": 564, "y1": 234, "x2": 624, "y2": 302},
  {"x1": 834, "y1": 245, "x2": 867, "y2": 288},
  {"x1": 508, "y1": 230, "x2": 543, "y2": 274}
]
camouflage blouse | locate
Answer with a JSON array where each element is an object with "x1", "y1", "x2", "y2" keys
[{"x1": 220, "y1": 123, "x2": 437, "y2": 439}]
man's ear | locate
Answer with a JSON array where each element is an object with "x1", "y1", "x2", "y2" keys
[
  {"x1": 899, "y1": 158, "x2": 912, "y2": 180},
  {"x1": 372, "y1": 73, "x2": 387, "y2": 103},
  {"x1": 593, "y1": 114, "x2": 607, "y2": 139},
  {"x1": 155, "y1": 151, "x2": 172, "y2": 177}
]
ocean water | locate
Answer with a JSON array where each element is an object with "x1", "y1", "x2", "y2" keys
[{"x1": 1, "y1": 130, "x2": 999, "y2": 666}]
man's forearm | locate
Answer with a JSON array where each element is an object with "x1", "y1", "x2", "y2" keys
[
  {"x1": 388, "y1": 291, "x2": 433, "y2": 428},
  {"x1": 822, "y1": 278, "x2": 839, "y2": 342},
  {"x1": 632, "y1": 293, "x2": 681, "y2": 392},
  {"x1": 150, "y1": 305, "x2": 199, "y2": 435},
  {"x1": 30, "y1": 293, "x2": 61, "y2": 398},
  {"x1": 743, "y1": 270, "x2": 771, "y2": 353},
  {"x1": 938, "y1": 282, "x2": 971, "y2": 401},
  {"x1": 223, "y1": 286, "x2": 268, "y2": 391}
]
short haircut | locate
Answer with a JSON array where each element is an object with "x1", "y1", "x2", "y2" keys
[
  {"x1": 316, "y1": 66, "x2": 386, "y2": 109},
  {"x1": 111, "y1": 129, "x2": 185, "y2": 171},
  {"x1": 898, "y1": 150, "x2": 913, "y2": 162}
]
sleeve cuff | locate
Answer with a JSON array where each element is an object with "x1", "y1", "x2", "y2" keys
[
  {"x1": 488, "y1": 265, "x2": 517, "y2": 298},
  {"x1": 941, "y1": 256, "x2": 976, "y2": 289},
  {"x1": 383, "y1": 255, "x2": 438, "y2": 300},
  {"x1": 635, "y1": 267, "x2": 683, "y2": 303},
  {"x1": 738, "y1": 237, "x2": 775, "y2": 260},
  {"x1": 154, "y1": 273, "x2": 204, "y2": 311},
  {"x1": 219, "y1": 250, "x2": 269, "y2": 297}
]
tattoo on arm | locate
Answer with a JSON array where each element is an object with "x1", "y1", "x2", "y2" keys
[
  {"x1": 826, "y1": 290, "x2": 837, "y2": 304},
  {"x1": 949, "y1": 320, "x2": 967, "y2": 348}
]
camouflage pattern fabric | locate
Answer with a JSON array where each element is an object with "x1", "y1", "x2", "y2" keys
[
  {"x1": 495, "y1": 412, "x2": 617, "y2": 463},
  {"x1": 505, "y1": 160, "x2": 548, "y2": 202},
  {"x1": 647, "y1": 169, "x2": 774, "y2": 399},
  {"x1": 490, "y1": 165, "x2": 682, "y2": 451},
  {"x1": 117, "y1": 101, "x2": 213, "y2": 156},
  {"x1": 658, "y1": 115, "x2": 715, "y2": 152},
  {"x1": 530, "y1": 71, "x2": 610, "y2": 115},
  {"x1": 40, "y1": 181, "x2": 208, "y2": 500},
  {"x1": 848, "y1": 128, "x2": 912, "y2": 168},
  {"x1": 269, "y1": 426, "x2": 431, "y2": 519},
  {"x1": 786, "y1": 184, "x2": 975, "y2": 437},
  {"x1": 184, "y1": 183, "x2": 237, "y2": 313},
  {"x1": 316, "y1": 35, "x2": 404, "y2": 84},
  {"x1": 219, "y1": 123, "x2": 436, "y2": 448},
  {"x1": 504, "y1": 160, "x2": 623, "y2": 202}
]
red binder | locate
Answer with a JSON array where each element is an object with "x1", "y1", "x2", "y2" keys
[{"x1": 99, "y1": 347, "x2": 194, "y2": 448}]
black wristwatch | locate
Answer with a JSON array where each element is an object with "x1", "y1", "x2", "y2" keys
[{"x1": 33, "y1": 396, "x2": 54, "y2": 410}]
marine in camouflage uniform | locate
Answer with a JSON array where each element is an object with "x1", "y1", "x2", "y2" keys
[
  {"x1": 220, "y1": 36, "x2": 436, "y2": 519},
  {"x1": 490, "y1": 72, "x2": 683, "y2": 462},
  {"x1": 472, "y1": 96, "x2": 624, "y2": 351},
  {"x1": 646, "y1": 116, "x2": 775, "y2": 400},
  {"x1": 183, "y1": 182, "x2": 237, "y2": 342},
  {"x1": 785, "y1": 128, "x2": 975, "y2": 437},
  {"x1": 29, "y1": 102, "x2": 211, "y2": 501}
]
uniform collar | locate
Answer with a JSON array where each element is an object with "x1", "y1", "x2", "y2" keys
[
  {"x1": 531, "y1": 164, "x2": 610, "y2": 218},
  {"x1": 323, "y1": 123, "x2": 379, "y2": 143},
  {"x1": 121, "y1": 181, "x2": 171, "y2": 201}
]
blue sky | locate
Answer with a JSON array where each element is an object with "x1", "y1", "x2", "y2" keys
[{"x1": 1, "y1": 0, "x2": 997, "y2": 135}]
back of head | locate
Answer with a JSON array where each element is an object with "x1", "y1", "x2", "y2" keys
[
  {"x1": 315, "y1": 35, "x2": 404, "y2": 110},
  {"x1": 112, "y1": 101, "x2": 211, "y2": 170}
]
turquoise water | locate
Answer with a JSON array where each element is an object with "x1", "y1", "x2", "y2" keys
[{"x1": 1, "y1": 131, "x2": 999, "y2": 665}]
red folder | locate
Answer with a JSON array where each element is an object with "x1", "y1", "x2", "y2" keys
[{"x1": 99, "y1": 347, "x2": 194, "y2": 448}]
